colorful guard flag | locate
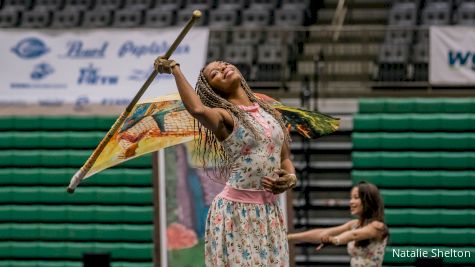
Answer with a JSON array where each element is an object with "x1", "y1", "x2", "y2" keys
[{"x1": 73, "y1": 93, "x2": 340, "y2": 183}]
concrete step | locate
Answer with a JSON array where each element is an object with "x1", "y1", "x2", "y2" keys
[
  {"x1": 317, "y1": 8, "x2": 388, "y2": 25},
  {"x1": 293, "y1": 198, "x2": 350, "y2": 209},
  {"x1": 293, "y1": 217, "x2": 350, "y2": 228},
  {"x1": 308, "y1": 27, "x2": 386, "y2": 42},
  {"x1": 294, "y1": 160, "x2": 352, "y2": 171},
  {"x1": 290, "y1": 141, "x2": 352, "y2": 152},
  {"x1": 298, "y1": 60, "x2": 375, "y2": 76},
  {"x1": 303, "y1": 43, "x2": 380, "y2": 58},
  {"x1": 323, "y1": 0, "x2": 392, "y2": 8}
]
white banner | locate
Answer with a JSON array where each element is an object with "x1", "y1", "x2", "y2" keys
[
  {"x1": 0, "y1": 28, "x2": 209, "y2": 106},
  {"x1": 430, "y1": 26, "x2": 475, "y2": 85}
]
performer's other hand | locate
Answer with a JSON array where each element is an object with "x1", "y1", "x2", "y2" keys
[
  {"x1": 154, "y1": 56, "x2": 179, "y2": 74},
  {"x1": 262, "y1": 169, "x2": 297, "y2": 194}
]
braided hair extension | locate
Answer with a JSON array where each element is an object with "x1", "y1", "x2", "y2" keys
[{"x1": 193, "y1": 62, "x2": 291, "y2": 181}]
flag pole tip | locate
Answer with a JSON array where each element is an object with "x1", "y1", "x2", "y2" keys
[
  {"x1": 193, "y1": 10, "x2": 202, "y2": 18},
  {"x1": 67, "y1": 187, "x2": 75, "y2": 194}
]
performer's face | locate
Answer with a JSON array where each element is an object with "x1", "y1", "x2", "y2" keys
[
  {"x1": 203, "y1": 61, "x2": 241, "y2": 95},
  {"x1": 349, "y1": 187, "x2": 363, "y2": 216}
]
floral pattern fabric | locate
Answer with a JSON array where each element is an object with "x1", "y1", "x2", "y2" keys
[
  {"x1": 347, "y1": 224, "x2": 387, "y2": 267},
  {"x1": 205, "y1": 103, "x2": 288, "y2": 266}
]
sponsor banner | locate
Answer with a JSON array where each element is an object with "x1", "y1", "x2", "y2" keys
[
  {"x1": 430, "y1": 26, "x2": 475, "y2": 85},
  {"x1": 0, "y1": 28, "x2": 209, "y2": 104}
]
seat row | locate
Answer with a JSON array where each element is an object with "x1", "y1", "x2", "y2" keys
[
  {"x1": 352, "y1": 132, "x2": 475, "y2": 150},
  {"x1": 352, "y1": 170, "x2": 475, "y2": 188},
  {"x1": 0, "y1": 0, "x2": 312, "y2": 28},
  {"x1": 352, "y1": 151, "x2": 475, "y2": 169},
  {"x1": 7, "y1": 186, "x2": 474, "y2": 207},
  {"x1": 1, "y1": 0, "x2": 309, "y2": 12},
  {"x1": 378, "y1": 1, "x2": 475, "y2": 81},
  {"x1": 0, "y1": 241, "x2": 152, "y2": 260},
  {"x1": 386, "y1": 208, "x2": 475, "y2": 226},
  {"x1": 353, "y1": 114, "x2": 475, "y2": 131},
  {"x1": 0, "y1": 168, "x2": 152, "y2": 186},
  {"x1": 0, "y1": 261, "x2": 152, "y2": 267},
  {"x1": 0, "y1": 187, "x2": 152, "y2": 204},
  {"x1": 0, "y1": 132, "x2": 104, "y2": 149},
  {"x1": 0, "y1": 116, "x2": 116, "y2": 130},
  {"x1": 381, "y1": 189, "x2": 475, "y2": 207},
  {"x1": 390, "y1": 228, "x2": 475, "y2": 245},
  {"x1": 358, "y1": 98, "x2": 475, "y2": 113},
  {"x1": 0, "y1": 223, "x2": 152, "y2": 242},
  {"x1": 0, "y1": 150, "x2": 151, "y2": 167},
  {"x1": 0, "y1": 205, "x2": 153, "y2": 223}
]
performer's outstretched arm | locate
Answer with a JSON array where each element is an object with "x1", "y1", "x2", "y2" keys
[{"x1": 288, "y1": 219, "x2": 357, "y2": 244}]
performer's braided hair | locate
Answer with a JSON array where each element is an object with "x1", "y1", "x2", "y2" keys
[{"x1": 194, "y1": 62, "x2": 290, "y2": 181}]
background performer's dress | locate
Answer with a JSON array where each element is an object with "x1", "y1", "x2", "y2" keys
[{"x1": 205, "y1": 103, "x2": 289, "y2": 267}]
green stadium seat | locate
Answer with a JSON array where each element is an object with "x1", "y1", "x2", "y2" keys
[
  {"x1": 442, "y1": 114, "x2": 470, "y2": 131},
  {"x1": 442, "y1": 98, "x2": 474, "y2": 113},
  {"x1": 41, "y1": 223, "x2": 68, "y2": 240},
  {"x1": 382, "y1": 190, "x2": 472, "y2": 207},
  {"x1": 13, "y1": 117, "x2": 41, "y2": 130},
  {"x1": 0, "y1": 132, "x2": 12, "y2": 148},
  {"x1": 385, "y1": 99, "x2": 414, "y2": 113},
  {"x1": 0, "y1": 151, "x2": 14, "y2": 166},
  {"x1": 39, "y1": 116, "x2": 70, "y2": 130},
  {"x1": 0, "y1": 117, "x2": 13, "y2": 129},
  {"x1": 386, "y1": 209, "x2": 473, "y2": 226},
  {"x1": 352, "y1": 133, "x2": 475, "y2": 150},
  {"x1": 40, "y1": 132, "x2": 69, "y2": 148},
  {"x1": 389, "y1": 228, "x2": 472, "y2": 245},
  {"x1": 352, "y1": 133, "x2": 381, "y2": 149},
  {"x1": 81, "y1": 169, "x2": 152, "y2": 186},
  {"x1": 410, "y1": 114, "x2": 440, "y2": 131},
  {"x1": 0, "y1": 168, "x2": 152, "y2": 186},
  {"x1": 353, "y1": 114, "x2": 380, "y2": 131},
  {"x1": 414, "y1": 98, "x2": 444, "y2": 113},
  {"x1": 381, "y1": 114, "x2": 410, "y2": 131},
  {"x1": 39, "y1": 168, "x2": 74, "y2": 185},
  {"x1": 67, "y1": 224, "x2": 95, "y2": 241},
  {"x1": 112, "y1": 262, "x2": 154, "y2": 267},
  {"x1": 358, "y1": 99, "x2": 386, "y2": 113},
  {"x1": 358, "y1": 98, "x2": 475, "y2": 113},
  {"x1": 67, "y1": 132, "x2": 104, "y2": 148},
  {"x1": 353, "y1": 152, "x2": 475, "y2": 169}
]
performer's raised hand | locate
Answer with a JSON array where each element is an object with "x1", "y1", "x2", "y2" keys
[{"x1": 154, "y1": 56, "x2": 179, "y2": 74}]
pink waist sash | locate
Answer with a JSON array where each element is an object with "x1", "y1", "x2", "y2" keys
[{"x1": 217, "y1": 185, "x2": 278, "y2": 204}]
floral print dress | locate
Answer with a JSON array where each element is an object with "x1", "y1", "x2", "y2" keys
[
  {"x1": 204, "y1": 103, "x2": 288, "y2": 267},
  {"x1": 347, "y1": 224, "x2": 387, "y2": 267}
]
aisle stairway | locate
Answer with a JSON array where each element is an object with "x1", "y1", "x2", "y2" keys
[
  {"x1": 285, "y1": 98, "x2": 356, "y2": 266},
  {"x1": 294, "y1": 0, "x2": 391, "y2": 97}
]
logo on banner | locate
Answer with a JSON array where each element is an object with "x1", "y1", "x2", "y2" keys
[
  {"x1": 61, "y1": 41, "x2": 108, "y2": 58},
  {"x1": 118, "y1": 41, "x2": 190, "y2": 58},
  {"x1": 78, "y1": 64, "x2": 119, "y2": 85},
  {"x1": 11, "y1": 37, "x2": 50, "y2": 59},
  {"x1": 448, "y1": 50, "x2": 475, "y2": 71},
  {"x1": 31, "y1": 63, "x2": 54, "y2": 80},
  {"x1": 128, "y1": 67, "x2": 173, "y2": 81}
]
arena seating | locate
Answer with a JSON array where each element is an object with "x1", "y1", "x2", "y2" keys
[
  {"x1": 0, "y1": 0, "x2": 316, "y2": 83},
  {"x1": 352, "y1": 98, "x2": 475, "y2": 266},
  {"x1": 0, "y1": 116, "x2": 155, "y2": 266},
  {"x1": 378, "y1": 0, "x2": 475, "y2": 81}
]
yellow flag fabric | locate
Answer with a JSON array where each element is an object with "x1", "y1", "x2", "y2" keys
[{"x1": 80, "y1": 93, "x2": 340, "y2": 179}]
